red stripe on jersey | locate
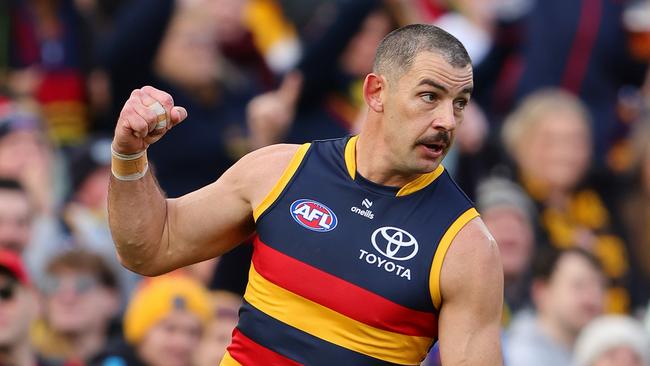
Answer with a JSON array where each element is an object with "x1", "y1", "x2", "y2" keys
[
  {"x1": 228, "y1": 328, "x2": 302, "y2": 366},
  {"x1": 253, "y1": 237, "x2": 437, "y2": 337}
]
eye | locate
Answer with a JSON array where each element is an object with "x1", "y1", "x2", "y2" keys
[
  {"x1": 421, "y1": 93, "x2": 438, "y2": 103},
  {"x1": 454, "y1": 99, "x2": 468, "y2": 111}
]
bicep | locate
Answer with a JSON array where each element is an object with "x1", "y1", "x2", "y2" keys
[
  {"x1": 153, "y1": 144, "x2": 301, "y2": 273},
  {"x1": 152, "y1": 167, "x2": 254, "y2": 273},
  {"x1": 437, "y1": 218, "x2": 504, "y2": 366}
]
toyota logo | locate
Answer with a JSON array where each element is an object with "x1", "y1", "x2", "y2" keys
[{"x1": 371, "y1": 226, "x2": 418, "y2": 261}]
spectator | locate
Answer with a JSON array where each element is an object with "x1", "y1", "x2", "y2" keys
[
  {"x1": 476, "y1": 0, "x2": 647, "y2": 166},
  {"x1": 32, "y1": 250, "x2": 121, "y2": 364},
  {"x1": 63, "y1": 135, "x2": 141, "y2": 301},
  {"x1": 0, "y1": 100, "x2": 67, "y2": 283},
  {"x1": 476, "y1": 176, "x2": 536, "y2": 319},
  {"x1": 619, "y1": 120, "x2": 650, "y2": 308},
  {"x1": 104, "y1": 0, "x2": 255, "y2": 197},
  {"x1": 95, "y1": 274, "x2": 211, "y2": 366},
  {"x1": 506, "y1": 248, "x2": 606, "y2": 366},
  {"x1": 6, "y1": 0, "x2": 95, "y2": 146},
  {"x1": 502, "y1": 88, "x2": 632, "y2": 312},
  {"x1": 193, "y1": 290, "x2": 242, "y2": 366},
  {"x1": 0, "y1": 177, "x2": 32, "y2": 254},
  {"x1": 573, "y1": 315, "x2": 650, "y2": 366},
  {"x1": 0, "y1": 249, "x2": 42, "y2": 366}
]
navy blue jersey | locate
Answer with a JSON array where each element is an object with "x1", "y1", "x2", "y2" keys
[{"x1": 222, "y1": 136, "x2": 478, "y2": 366}]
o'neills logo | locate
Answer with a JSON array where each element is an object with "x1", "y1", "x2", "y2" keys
[{"x1": 351, "y1": 198, "x2": 374, "y2": 219}]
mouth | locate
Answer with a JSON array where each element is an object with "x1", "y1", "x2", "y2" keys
[{"x1": 422, "y1": 142, "x2": 445, "y2": 155}]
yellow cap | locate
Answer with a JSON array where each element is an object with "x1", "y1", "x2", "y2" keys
[{"x1": 123, "y1": 274, "x2": 212, "y2": 344}]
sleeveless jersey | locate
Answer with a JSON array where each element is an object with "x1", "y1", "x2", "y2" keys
[{"x1": 221, "y1": 136, "x2": 478, "y2": 366}]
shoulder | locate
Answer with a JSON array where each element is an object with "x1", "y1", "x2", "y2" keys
[
  {"x1": 227, "y1": 143, "x2": 308, "y2": 208},
  {"x1": 440, "y1": 216, "x2": 503, "y2": 304},
  {"x1": 233, "y1": 143, "x2": 306, "y2": 185}
]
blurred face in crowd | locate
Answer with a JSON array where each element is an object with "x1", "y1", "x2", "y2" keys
[
  {"x1": 0, "y1": 130, "x2": 50, "y2": 180},
  {"x1": 0, "y1": 273, "x2": 36, "y2": 347},
  {"x1": 534, "y1": 252, "x2": 605, "y2": 337},
  {"x1": 205, "y1": 0, "x2": 247, "y2": 44},
  {"x1": 341, "y1": 10, "x2": 393, "y2": 77},
  {"x1": 137, "y1": 310, "x2": 203, "y2": 366},
  {"x1": 193, "y1": 315, "x2": 238, "y2": 366},
  {"x1": 44, "y1": 269, "x2": 118, "y2": 335},
  {"x1": 0, "y1": 188, "x2": 31, "y2": 253},
  {"x1": 519, "y1": 110, "x2": 591, "y2": 193},
  {"x1": 592, "y1": 346, "x2": 644, "y2": 366},
  {"x1": 482, "y1": 206, "x2": 533, "y2": 282},
  {"x1": 75, "y1": 166, "x2": 111, "y2": 210},
  {"x1": 156, "y1": 10, "x2": 221, "y2": 89},
  {"x1": 377, "y1": 52, "x2": 473, "y2": 177}
]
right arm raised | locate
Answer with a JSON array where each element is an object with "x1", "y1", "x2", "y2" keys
[{"x1": 108, "y1": 86, "x2": 300, "y2": 276}]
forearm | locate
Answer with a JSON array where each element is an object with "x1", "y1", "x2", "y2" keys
[{"x1": 108, "y1": 168, "x2": 168, "y2": 275}]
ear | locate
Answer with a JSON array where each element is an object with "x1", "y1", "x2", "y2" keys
[{"x1": 363, "y1": 73, "x2": 385, "y2": 113}]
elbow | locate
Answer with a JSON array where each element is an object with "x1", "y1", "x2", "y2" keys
[{"x1": 114, "y1": 240, "x2": 169, "y2": 277}]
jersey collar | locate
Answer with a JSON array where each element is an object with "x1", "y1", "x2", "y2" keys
[{"x1": 344, "y1": 135, "x2": 445, "y2": 197}]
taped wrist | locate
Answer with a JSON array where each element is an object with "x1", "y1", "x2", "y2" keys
[{"x1": 111, "y1": 147, "x2": 149, "y2": 181}]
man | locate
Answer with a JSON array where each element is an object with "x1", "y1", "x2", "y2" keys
[
  {"x1": 0, "y1": 249, "x2": 40, "y2": 366},
  {"x1": 476, "y1": 176, "x2": 536, "y2": 318},
  {"x1": 94, "y1": 274, "x2": 211, "y2": 366},
  {"x1": 506, "y1": 248, "x2": 606, "y2": 366},
  {"x1": 0, "y1": 178, "x2": 32, "y2": 254},
  {"x1": 33, "y1": 250, "x2": 121, "y2": 364},
  {"x1": 108, "y1": 24, "x2": 503, "y2": 365}
]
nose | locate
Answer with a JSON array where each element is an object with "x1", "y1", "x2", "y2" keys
[{"x1": 431, "y1": 100, "x2": 457, "y2": 132}]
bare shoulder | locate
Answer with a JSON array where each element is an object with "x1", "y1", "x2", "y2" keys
[
  {"x1": 228, "y1": 143, "x2": 305, "y2": 208},
  {"x1": 440, "y1": 217, "x2": 502, "y2": 303}
]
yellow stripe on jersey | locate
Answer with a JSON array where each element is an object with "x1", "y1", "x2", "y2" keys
[
  {"x1": 429, "y1": 208, "x2": 480, "y2": 309},
  {"x1": 344, "y1": 135, "x2": 359, "y2": 179},
  {"x1": 219, "y1": 351, "x2": 243, "y2": 366},
  {"x1": 344, "y1": 135, "x2": 445, "y2": 196},
  {"x1": 396, "y1": 165, "x2": 445, "y2": 197},
  {"x1": 253, "y1": 143, "x2": 311, "y2": 221},
  {"x1": 244, "y1": 263, "x2": 432, "y2": 365}
]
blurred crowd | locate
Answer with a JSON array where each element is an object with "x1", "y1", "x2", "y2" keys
[{"x1": 1, "y1": 0, "x2": 650, "y2": 365}]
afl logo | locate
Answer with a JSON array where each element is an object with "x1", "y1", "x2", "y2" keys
[
  {"x1": 371, "y1": 226, "x2": 418, "y2": 261},
  {"x1": 290, "y1": 199, "x2": 338, "y2": 232}
]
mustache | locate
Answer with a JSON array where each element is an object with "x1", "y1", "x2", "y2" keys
[{"x1": 416, "y1": 130, "x2": 451, "y2": 146}]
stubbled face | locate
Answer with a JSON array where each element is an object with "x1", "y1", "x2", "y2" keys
[{"x1": 381, "y1": 52, "x2": 473, "y2": 176}]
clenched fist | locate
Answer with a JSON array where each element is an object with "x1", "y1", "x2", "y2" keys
[{"x1": 113, "y1": 86, "x2": 188, "y2": 155}]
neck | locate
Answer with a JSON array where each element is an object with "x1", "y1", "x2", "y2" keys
[
  {"x1": 537, "y1": 312, "x2": 577, "y2": 349},
  {"x1": 0, "y1": 341, "x2": 36, "y2": 366},
  {"x1": 355, "y1": 128, "x2": 420, "y2": 188}
]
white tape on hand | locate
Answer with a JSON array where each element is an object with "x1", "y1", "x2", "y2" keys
[{"x1": 149, "y1": 101, "x2": 168, "y2": 130}]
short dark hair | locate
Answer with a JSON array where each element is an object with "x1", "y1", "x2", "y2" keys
[
  {"x1": 373, "y1": 24, "x2": 471, "y2": 81},
  {"x1": 533, "y1": 247, "x2": 604, "y2": 282}
]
